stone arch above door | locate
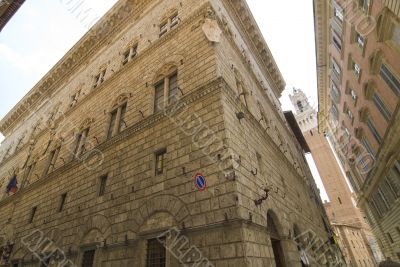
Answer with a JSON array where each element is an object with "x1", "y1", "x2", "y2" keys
[
  {"x1": 76, "y1": 214, "x2": 112, "y2": 246},
  {"x1": 131, "y1": 194, "x2": 192, "y2": 233}
]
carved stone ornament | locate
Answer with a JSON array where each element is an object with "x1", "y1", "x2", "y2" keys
[{"x1": 202, "y1": 18, "x2": 222, "y2": 43}]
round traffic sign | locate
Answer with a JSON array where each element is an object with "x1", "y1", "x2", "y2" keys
[{"x1": 194, "y1": 173, "x2": 206, "y2": 191}]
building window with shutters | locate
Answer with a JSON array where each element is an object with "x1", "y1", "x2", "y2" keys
[
  {"x1": 154, "y1": 72, "x2": 178, "y2": 113},
  {"x1": 81, "y1": 250, "x2": 95, "y2": 267},
  {"x1": 146, "y1": 238, "x2": 166, "y2": 267}
]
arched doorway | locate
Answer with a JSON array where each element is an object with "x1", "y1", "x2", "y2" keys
[{"x1": 267, "y1": 211, "x2": 286, "y2": 267}]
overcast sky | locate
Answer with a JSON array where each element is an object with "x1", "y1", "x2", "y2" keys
[{"x1": 0, "y1": 0, "x2": 329, "y2": 201}]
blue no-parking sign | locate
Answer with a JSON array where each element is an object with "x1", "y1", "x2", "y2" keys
[{"x1": 194, "y1": 173, "x2": 206, "y2": 192}]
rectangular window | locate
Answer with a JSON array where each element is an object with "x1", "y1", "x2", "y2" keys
[
  {"x1": 367, "y1": 118, "x2": 382, "y2": 144},
  {"x1": 359, "y1": 0, "x2": 369, "y2": 12},
  {"x1": 45, "y1": 147, "x2": 60, "y2": 175},
  {"x1": 356, "y1": 32, "x2": 365, "y2": 47},
  {"x1": 171, "y1": 14, "x2": 179, "y2": 28},
  {"x1": 373, "y1": 192, "x2": 388, "y2": 215},
  {"x1": 119, "y1": 103, "x2": 127, "y2": 131},
  {"x1": 122, "y1": 44, "x2": 138, "y2": 65},
  {"x1": 378, "y1": 187, "x2": 391, "y2": 210},
  {"x1": 108, "y1": 110, "x2": 118, "y2": 139},
  {"x1": 81, "y1": 250, "x2": 95, "y2": 267},
  {"x1": 122, "y1": 50, "x2": 130, "y2": 65},
  {"x1": 93, "y1": 69, "x2": 106, "y2": 89},
  {"x1": 159, "y1": 22, "x2": 168, "y2": 37},
  {"x1": 58, "y1": 193, "x2": 67, "y2": 212},
  {"x1": 380, "y1": 64, "x2": 400, "y2": 96},
  {"x1": 29, "y1": 207, "x2": 37, "y2": 223},
  {"x1": 361, "y1": 137, "x2": 375, "y2": 157},
  {"x1": 370, "y1": 199, "x2": 383, "y2": 218},
  {"x1": 330, "y1": 102, "x2": 339, "y2": 121},
  {"x1": 74, "y1": 128, "x2": 89, "y2": 156},
  {"x1": 330, "y1": 82, "x2": 341, "y2": 103},
  {"x1": 334, "y1": 6, "x2": 344, "y2": 21},
  {"x1": 352, "y1": 61, "x2": 361, "y2": 77},
  {"x1": 373, "y1": 93, "x2": 392, "y2": 122},
  {"x1": 154, "y1": 81, "x2": 165, "y2": 112},
  {"x1": 332, "y1": 58, "x2": 341, "y2": 77},
  {"x1": 99, "y1": 175, "x2": 108, "y2": 196},
  {"x1": 332, "y1": 32, "x2": 342, "y2": 52},
  {"x1": 168, "y1": 73, "x2": 178, "y2": 101},
  {"x1": 350, "y1": 89, "x2": 357, "y2": 101},
  {"x1": 347, "y1": 109, "x2": 354, "y2": 120},
  {"x1": 73, "y1": 133, "x2": 83, "y2": 156},
  {"x1": 155, "y1": 148, "x2": 167, "y2": 175},
  {"x1": 146, "y1": 238, "x2": 166, "y2": 267}
]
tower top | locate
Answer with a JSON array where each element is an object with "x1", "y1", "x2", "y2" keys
[{"x1": 289, "y1": 88, "x2": 318, "y2": 132}]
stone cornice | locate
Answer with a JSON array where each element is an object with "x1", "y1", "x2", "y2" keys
[
  {"x1": 314, "y1": 0, "x2": 330, "y2": 133},
  {"x1": 0, "y1": 0, "x2": 146, "y2": 137},
  {"x1": 0, "y1": 78, "x2": 224, "y2": 208},
  {"x1": 222, "y1": 0, "x2": 286, "y2": 97}
]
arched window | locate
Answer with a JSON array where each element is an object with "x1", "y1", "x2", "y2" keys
[
  {"x1": 107, "y1": 95, "x2": 128, "y2": 139},
  {"x1": 153, "y1": 65, "x2": 178, "y2": 113},
  {"x1": 73, "y1": 118, "x2": 94, "y2": 158}
]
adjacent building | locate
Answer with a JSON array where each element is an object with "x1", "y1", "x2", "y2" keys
[
  {"x1": 314, "y1": 0, "x2": 400, "y2": 260},
  {"x1": 0, "y1": 0, "x2": 24, "y2": 32},
  {"x1": 0, "y1": 0, "x2": 341, "y2": 266},
  {"x1": 290, "y1": 88, "x2": 382, "y2": 266}
]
